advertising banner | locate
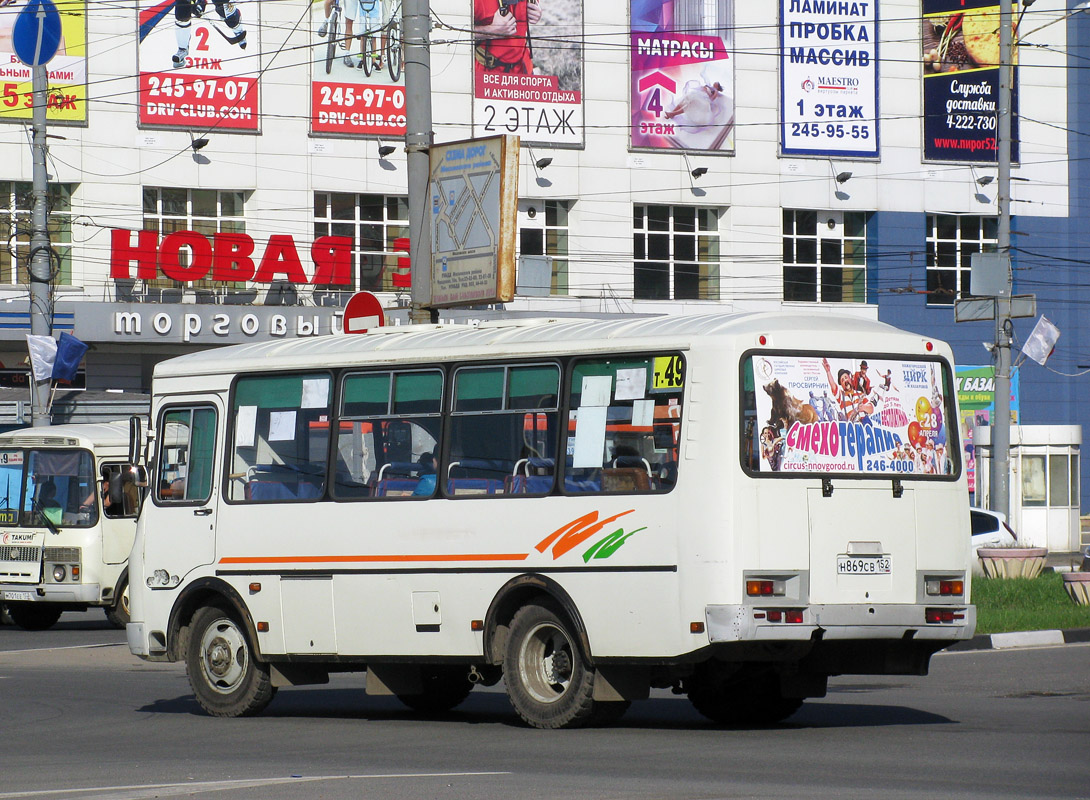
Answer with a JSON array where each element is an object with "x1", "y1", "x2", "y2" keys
[
  {"x1": 471, "y1": 0, "x2": 583, "y2": 146},
  {"x1": 137, "y1": 0, "x2": 260, "y2": 131},
  {"x1": 630, "y1": 0, "x2": 734, "y2": 152},
  {"x1": 955, "y1": 364, "x2": 1020, "y2": 495},
  {"x1": 753, "y1": 354, "x2": 954, "y2": 476},
  {"x1": 922, "y1": 0, "x2": 1018, "y2": 163},
  {"x1": 0, "y1": 0, "x2": 87, "y2": 123},
  {"x1": 780, "y1": 0, "x2": 878, "y2": 157},
  {"x1": 310, "y1": 0, "x2": 405, "y2": 136}
]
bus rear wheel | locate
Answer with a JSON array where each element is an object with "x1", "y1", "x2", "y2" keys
[
  {"x1": 503, "y1": 602, "x2": 596, "y2": 729},
  {"x1": 688, "y1": 665, "x2": 802, "y2": 726},
  {"x1": 8, "y1": 603, "x2": 62, "y2": 631},
  {"x1": 185, "y1": 603, "x2": 276, "y2": 717},
  {"x1": 396, "y1": 665, "x2": 474, "y2": 713}
]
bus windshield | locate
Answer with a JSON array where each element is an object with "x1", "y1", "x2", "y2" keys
[
  {"x1": 743, "y1": 353, "x2": 959, "y2": 478},
  {"x1": 0, "y1": 448, "x2": 99, "y2": 528}
]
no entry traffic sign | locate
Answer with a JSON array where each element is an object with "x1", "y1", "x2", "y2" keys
[{"x1": 342, "y1": 291, "x2": 385, "y2": 334}]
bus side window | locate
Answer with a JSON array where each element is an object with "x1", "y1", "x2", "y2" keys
[
  {"x1": 564, "y1": 355, "x2": 683, "y2": 495},
  {"x1": 227, "y1": 374, "x2": 332, "y2": 503},
  {"x1": 156, "y1": 407, "x2": 217, "y2": 504},
  {"x1": 448, "y1": 364, "x2": 559, "y2": 498},
  {"x1": 335, "y1": 369, "x2": 442, "y2": 501}
]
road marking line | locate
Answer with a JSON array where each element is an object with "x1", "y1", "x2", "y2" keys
[
  {"x1": 0, "y1": 642, "x2": 125, "y2": 656},
  {"x1": 0, "y1": 772, "x2": 511, "y2": 799}
]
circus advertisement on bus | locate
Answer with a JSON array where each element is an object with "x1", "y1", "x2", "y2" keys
[
  {"x1": 471, "y1": 0, "x2": 583, "y2": 146},
  {"x1": 137, "y1": 0, "x2": 261, "y2": 131},
  {"x1": 630, "y1": 0, "x2": 734, "y2": 152},
  {"x1": 310, "y1": 0, "x2": 406, "y2": 136},
  {"x1": 752, "y1": 355, "x2": 955, "y2": 476}
]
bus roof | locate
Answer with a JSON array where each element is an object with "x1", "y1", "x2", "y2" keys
[
  {"x1": 153, "y1": 312, "x2": 942, "y2": 379},
  {"x1": 0, "y1": 420, "x2": 131, "y2": 449}
]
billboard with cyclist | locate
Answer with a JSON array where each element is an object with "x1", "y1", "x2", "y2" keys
[
  {"x1": 136, "y1": 0, "x2": 260, "y2": 131},
  {"x1": 471, "y1": 0, "x2": 584, "y2": 147},
  {"x1": 311, "y1": 0, "x2": 406, "y2": 136}
]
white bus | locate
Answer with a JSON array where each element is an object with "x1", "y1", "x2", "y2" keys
[
  {"x1": 127, "y1": 313, "x2": 974, "y2": 727},
  {"x1": 0, "y1": 422, "x2": 144, "y2": 630}
]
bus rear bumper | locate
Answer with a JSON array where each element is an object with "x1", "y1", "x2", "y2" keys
[{"x1": 706, "y1": 603, "x2": 977, "y2": 643}]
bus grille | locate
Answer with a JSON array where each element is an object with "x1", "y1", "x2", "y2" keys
[
  {"x1": 43, "y1": 547, "x2": 80, "y2": 563},
  {"x1": 0, "y1": 545, "x2": 40, "y2": 562}
]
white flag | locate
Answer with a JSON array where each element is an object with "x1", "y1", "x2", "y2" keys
[
  {"x1": 26, "y1": 335, "x2": 57, "y2": 382},
  {"x1": 1021, "y1": 315, "x2": 1060, "y2": 366}
]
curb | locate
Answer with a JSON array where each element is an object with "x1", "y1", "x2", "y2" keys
[{"x1": 947, "y1": 627, "x2": 1090, "y2": 652}]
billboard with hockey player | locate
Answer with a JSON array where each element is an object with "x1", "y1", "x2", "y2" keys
[{"x1": 137, "y1": 0, "x2": 260, "y2": 131}]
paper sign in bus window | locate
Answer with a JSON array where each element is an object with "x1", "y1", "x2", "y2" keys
[
  {"x1": 572, "y1": 406, "x2": 608, "y2": 469},
  {"x1": 268, "y1": 411, "x2": 297, "y2": 442},
  {"x1": 235, "y1": 406, "x2": 257, "y2": 448},
  {"x1": 301, "y1": 379, "x2": 330, "y2": 409},
  {"x1": 615, "y1": 368, "x2": 647, "y2": 401},
  {"x1": 580, "y1": 375, "x2": 612, "y2": 407},
  {"x1": 631, "y1": 398, "x2": 655, "y2": 428}
]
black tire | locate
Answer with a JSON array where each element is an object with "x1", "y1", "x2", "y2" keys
[
  {"x1": 362, "y1": 29, "x2": 374, "y2": 76},
  {"x1": 688, "y1": 666, "x2": 803, "y2": 726},
  {"x1": 395, "y1": 665, "x2": 474, "y2": 713},
  {"x1": 503, "y1": 602, "x2": 596, "y2": 729},
  {"x1": 386, "y1": 18, "x2": 402, "y2": 81},
  {"x1": 8, "y1": 603, "x2": 62, "y2": 631},
  {"x1": 324, "y1": 10, "x2": 339, "y2": 75},
  {"x1": 105, "y1": 579, "x2": 129, "y2": 629},
  {"x1": 185, "y1": 603, "x2": 276, "y2": 717}
]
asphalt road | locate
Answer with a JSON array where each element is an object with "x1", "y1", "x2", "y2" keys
[{"x1": 1, "y1": 613, "x2": 1088, "y2": 800}]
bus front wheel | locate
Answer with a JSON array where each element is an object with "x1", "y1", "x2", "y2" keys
[
  {"x1": 8, "y1": 603, "x2": 62, "y2": 631},
  {"x1": 503, "y1": 602, "x2": 596, "y2": 729},
  {"x1": 185, "y1": 603, "x2": 276, "y2": 717},
  {"x1": 105, "y1": 580, "x2": 129, "y2": 629}
]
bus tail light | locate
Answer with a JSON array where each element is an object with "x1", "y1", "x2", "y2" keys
[
  {"x1": 925, "y1": 608, "x2": 965, "y2": 624},
  {"x1": 785, "y1": 609, "x2": 805, "y2": 624},
  {"x1": 925, "y1": 578, "x2": 964, "y2": 596},
  {"x1": 746, "y1": 579, "x2": 784, "y2": 597}
]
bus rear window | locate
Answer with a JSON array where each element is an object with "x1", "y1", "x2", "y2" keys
[{"x1": 742, "y1": 353, "x2": 958, "y2": 478}]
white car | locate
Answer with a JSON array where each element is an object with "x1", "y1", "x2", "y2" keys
[{"x1": 970, "y1": 507, "x2": 1017, "y2": 575}]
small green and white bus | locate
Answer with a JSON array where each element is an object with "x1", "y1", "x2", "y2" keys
[
  {"x1": 127, "y1": 313, "x2": 974, "y2": 727},
  {"x1": 0, "y1": 422, "x2": 144, "y2": 630}
]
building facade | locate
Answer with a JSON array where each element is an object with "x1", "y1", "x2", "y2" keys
[{"x1": 0, "y1": 0, "x2": 1086, "y2": 510}]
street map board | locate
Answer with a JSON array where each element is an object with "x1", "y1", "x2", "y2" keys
[{"x1": 428, "y1": 135, "x2": 518, "y2": 308}]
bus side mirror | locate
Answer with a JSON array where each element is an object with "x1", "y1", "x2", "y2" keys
[{"x1": 129, "y1": 416, "x2": 143, "y2": 466}]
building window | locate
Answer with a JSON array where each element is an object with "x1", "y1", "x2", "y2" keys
[
  {"x1": 782, "y1": 209, "x2": 867, "y2": 303},
  {"x1": 926, "y1": 214, "x2": 998, "y2": 306},
  {"x1": 0, "y1": 181, "x2": 75, "y2": 286},
  {"x1": 633, "y1": 205, "x2": 720, "y2": 300},
  {"x1": 313, "y1": 193, "x2": 407, "y2": 293},
  {"x1": 518, "y1": 200, "x2": 570, "y2": 295},
  {"x1": 142, "y1": 187, "x2": 247, "y2": 291}
]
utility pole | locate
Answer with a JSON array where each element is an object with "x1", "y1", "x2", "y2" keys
[
  {"x1": 990, "y1": 0, "x2": 1014, "y2": 518},
  {"x1": 403, "y1": 0, "x2": 435, "y2": 324}
]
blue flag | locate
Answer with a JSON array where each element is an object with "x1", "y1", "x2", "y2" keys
[{"x1": 51, "y1": 332, "x2": 88, "y2": 382}]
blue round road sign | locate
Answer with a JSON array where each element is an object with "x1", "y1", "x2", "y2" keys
[{"x1": 12, "y1": 0, "x2": 62, "y2": 67}]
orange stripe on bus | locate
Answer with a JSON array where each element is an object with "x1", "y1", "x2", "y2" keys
[{"x1": 218, "y1": 553, "x2": 530, "y2": 564}]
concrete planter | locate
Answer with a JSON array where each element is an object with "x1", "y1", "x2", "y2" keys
[
  {"x1": 1061, "y1": 573, "x2": 1090, "y2": 606},
  {"x1": 977, "y1": 547, "x2": 1049, "y2": 579}
]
